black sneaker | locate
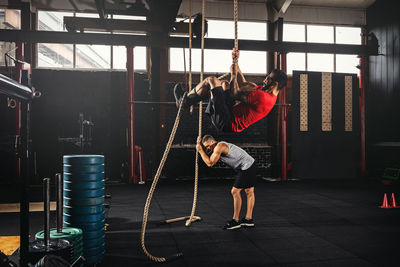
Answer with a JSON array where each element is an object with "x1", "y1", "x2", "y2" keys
[
  {"x1": 240, "y1": 218, "x2": 255, "y2": 228},
  {"x1": 223, "y1": 219, "x2": 241, "y2": 230},
  {"x1": 173, "y1": 83, "x2": 186, "y2": 109}
]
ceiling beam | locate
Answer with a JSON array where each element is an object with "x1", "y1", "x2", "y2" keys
[
  {"x1": 0, "y1": 29, "x2": 377, "y2": 56},
  {"x1": 63, "y1": 17, "x2": 190, "y2": 34}
]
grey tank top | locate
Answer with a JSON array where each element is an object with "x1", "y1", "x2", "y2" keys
[{"x1": 219, "y1": 142, "x2": 255, "y2": 171}]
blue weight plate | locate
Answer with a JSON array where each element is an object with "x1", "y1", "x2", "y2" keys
[
  {"x1": 63, "y1": 196, "x2": 104, "y2": 206},
  {"x1": 64, "y1": 220, "x2": 105, "y2": 232},
  {"x1": 64, "y1": 212, "x2": 105, "y2": 224},
  {"x1": 63, "y1": 188, "x2": 105, "y2": 198},
  {"x1": 84, "y1": 253, "x2": 105, "y2": 265},
  {"x1": 83, "y1": 235, "x2": 105, "y2": 247},
  {"x1": 63, "y1": 164, "x2": 104, "y2": 174},
  {"x1": 64, "y1": 172, "x2": 105, "y2": 182},
  {"x1": 82, "y1": 229, "x2": 105, "y2": 240},
  {"x1": 63, "y1": 180, "x2": 105, "y2": 190},
  {"x1": 63, "y1": 155, "x2": 104, "y2": 165},
  {"x1": 64, "y1": 205, "x2": 105, "y2": 215}
]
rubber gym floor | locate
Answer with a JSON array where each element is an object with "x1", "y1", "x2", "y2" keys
[{"x1": 1, "y1": 178, "x2": 399, "y2": 267}]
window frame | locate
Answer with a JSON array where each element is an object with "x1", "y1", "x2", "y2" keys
[
  {"x1": 35, "y1": 10, "x2": 147, "y2": 71},
  {"x1": 283, "y1": 21, "x2": 363, "y2": 75}
]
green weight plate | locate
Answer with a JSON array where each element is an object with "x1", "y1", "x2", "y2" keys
[
  {"x1": 63, "y1": 164, "x2": 104, "y2": 174},
  {"x1": 63, "y1": 220, "x2": 105, "y2": 232},
  {"x1": 64, "y1": 205, "x2": 105, "y2": 215},
  {"x1": 35, "y1": 227, "x2": 83, "y2": 241},
  {"x1": 63, "y1": 155, "x2": 104, "y2": 165},
  {"x1": 84, "y1": 253, "x2": 104, "y2": 265},
  {"x1": 64, "y1": 172, "x2": 105, "y2": 182},
  {"x1": 83, "y1": 235, "x2": 105, "y2": 247},
  {"x1": 82, "y1": 229, "x2": 104, "y2": 240},
  {"x1": 63, "y1": 196, "x2": 104, "y2": 206},
  {"x1": 64, "y1": 212, "x2": 105, "y2": 224},
  {"x1": 63, "y1": 188, "x2": 105, "y2": 198},
  {"x1": 63, "y1": 180, "x2": 105, "y2": 190},
  {"x1": 84, "y1": 243, "x2": 105, "y2": 256}
]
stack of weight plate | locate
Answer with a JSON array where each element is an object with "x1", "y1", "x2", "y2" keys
[
  {"x1": 35, "y1": 227, "x2": 83, "y2": 263},
  {"x1": 63, "y1": 155, "x2": 105, "y2": 265}
]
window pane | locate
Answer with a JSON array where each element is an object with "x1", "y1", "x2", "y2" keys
[
  {"x1": 76, "y1": 45, "x2": 111, "y2": 69},
  {"x1": 170, "y1": 48, "x2": 265, "y2": 74},
  {"x1": 308, "y1": 53, "x2": 334, "y2": 72},
  {"x1": 112, "y1": 15, "x2": 146, "y2": 20},
  {"x1": 336, "y1": 54, "x2": 359, "y2": 74},
  {"x1": 38, "y1": 43, "x2": 73, "y2": 68},
  {"x1": 307, "y1": 25, "x2": 334, "y2": 43},
  {"x1": 287, "y1": 53, "x2": 306, "y2": 74},
  {"x1": 336, "y1": 27, "x2": 362, "y2": 45},
  {"x1": 113, "y1": 46, "x2": 146, "y2": 70},
  {"x1": 38, "y1": 11, "x2": 72, "y2": 31},
  {"x1": 207, "y1": 20, "x2": 266, "y2": 40},
  {"x1": 75, "y1": 12, "x2": 99, "y2": 18},
  {"x1": 238, "y1": 51, "x2": 266, "y2": 74},
  {"x1": 283, "y1": 24, "x2": 305, "y2": 42}
]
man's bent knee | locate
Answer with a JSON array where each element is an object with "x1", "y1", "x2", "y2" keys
[
  {"x1": 244, "y1": 187, "x2": 254, "y2": 195},
  {"x1": 231, "y1": 187, "x2": 242, "y2": 196}
]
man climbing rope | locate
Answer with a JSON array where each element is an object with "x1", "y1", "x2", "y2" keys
[
  {"x1": 196, "y1": 135, "x2": 256, "y2": 230},
  {"x1": 174, "y1": 48, "x2": 288, "y2": 132}
]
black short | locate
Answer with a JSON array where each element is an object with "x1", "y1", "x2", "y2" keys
[
  {"x1": 205, "y1": 86, "x2": 235, "y2": 132},
  {"x1": 233, "y1": 164, "x2": 257, "y2": 189}
]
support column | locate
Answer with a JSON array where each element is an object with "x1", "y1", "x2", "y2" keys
[
  {"x1": 127, "y1": 47, "x2": 136, "y2": 184},
  {"x1": 359, "y1": 56, "x2": 367, "y2": 177},
  {"x1": 280, "y1": 53, "x2": 288, "y2": 181}
]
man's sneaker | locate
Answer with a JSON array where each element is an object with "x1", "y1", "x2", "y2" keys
[
  {"x1": 173, "y1": 83, "x2": 185, "y2": 108},
  {"x1": 240, "y1": 218, "x2": 255, "y2": 228},
  {"x1": 223, "y1": 219, "x2": 241, "y2": 230}
]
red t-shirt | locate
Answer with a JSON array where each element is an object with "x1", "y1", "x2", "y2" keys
[{"x1": 231, "y1": 86, "x2": 277, "y2": 132}]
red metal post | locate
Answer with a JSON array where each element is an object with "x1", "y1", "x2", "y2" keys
[
  {"x1": 127, "y1": 47, "x2": 137, "y2": 184},
  {"x1": 280, "y1": 53, "x2": 288, "y2": 181},
  {"x1": 359, "y1": 57, "x2": 367, "y2": 177}
]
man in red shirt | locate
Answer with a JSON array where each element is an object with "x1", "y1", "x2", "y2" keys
[{"x1": 174, "y1": 48, "x2": 288, "y2": 132}]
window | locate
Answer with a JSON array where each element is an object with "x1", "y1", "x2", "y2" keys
[
  {"x1": 284, "y1": 23, "x2": 361, "y2": 74},
  {"x1": 36, "y1": 11, "x2": 147, "y2": 70},
  {"x1": 1, "y1": 9, "x2": 20, "y2": 67},
  {"x1": 170, "y1": 19, "x2": 267, "y2": 74}
]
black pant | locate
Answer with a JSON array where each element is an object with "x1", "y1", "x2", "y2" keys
[{"x1": 205, "y1": 86, "x2": 235, "y2": 132}]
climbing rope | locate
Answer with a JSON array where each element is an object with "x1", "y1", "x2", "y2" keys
[
  {"x1": 186, "y1": 0, "x2": 205, "y2": 227},
  {"x1": 140, "y1": 91, "x2": 187, "y2": 262}
]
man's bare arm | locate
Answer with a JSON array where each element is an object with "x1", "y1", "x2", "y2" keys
[{"x1": 196, "y1": 141, "x2": 224, "y2": 167}]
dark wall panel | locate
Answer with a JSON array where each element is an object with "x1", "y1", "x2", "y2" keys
[{"x1": 367, "y1": 0, "x2": 400, "y2": 176}]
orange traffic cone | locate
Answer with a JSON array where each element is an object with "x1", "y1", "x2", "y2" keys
[
  {"x1": 390, "y1": 193, "x2": 398, "y2": 208},
  {"x1": 379, "y1": 193, "x2": 390, "y2": 209}
]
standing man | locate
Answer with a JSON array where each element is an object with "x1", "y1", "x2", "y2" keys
[
  {"x1": 174, "y1": 48, "x2": 288, "y2": 132},
  {"x1": 196, "y1": 135, "x2": 256, "y2": 230}
]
